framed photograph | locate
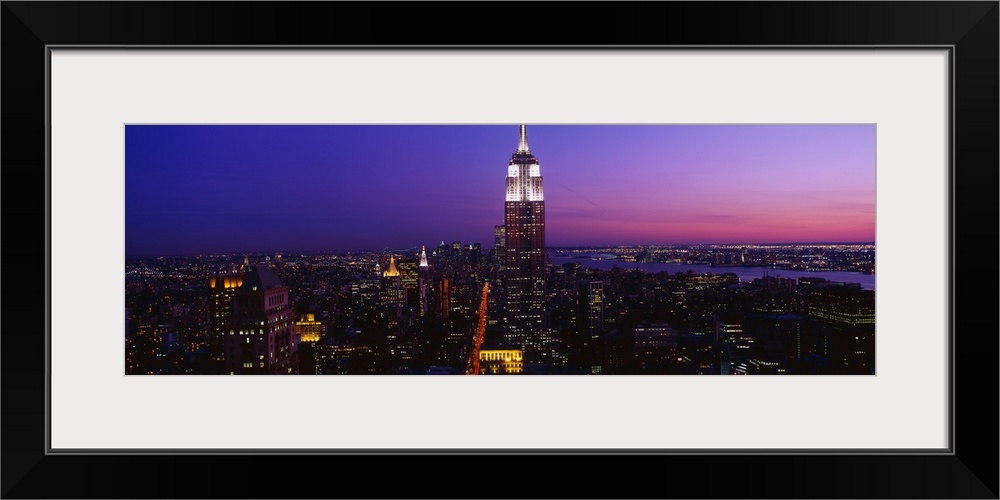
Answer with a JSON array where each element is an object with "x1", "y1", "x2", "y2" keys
[{"x1": 3, "y1": 2, "x2": 996, "y2": 498}]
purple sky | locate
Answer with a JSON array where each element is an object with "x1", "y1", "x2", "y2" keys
[{"x1": 125, "y1": 125, "x2": 875, "y2": 257}]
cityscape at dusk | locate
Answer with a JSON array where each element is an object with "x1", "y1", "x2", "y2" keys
[
  {"x1": 126, "y1": 124, "x2": 876, "y2": 376},
  {"x1": 126, "y1": 124, "x2": 875, "y2": 257}
]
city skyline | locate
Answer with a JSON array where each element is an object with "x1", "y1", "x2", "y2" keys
[
  {"x1": 125, "y1": 124, "x2": 876, "y2": 257},
  {"x1": 126, "y1": 125, "x2": 876, "y2": 376}
]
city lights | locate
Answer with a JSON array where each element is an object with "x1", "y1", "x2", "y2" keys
[{"x1": 126, "y1": 125, "x2": 875, "y2": 375}]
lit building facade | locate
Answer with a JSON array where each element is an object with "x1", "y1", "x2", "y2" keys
[
  {"x1": 380, "y1": 255, "x2": 406, "y2": 311},
  {"x1": 503, "y1": 125, "x2": 548, "y2": 359},
  {"x1": 397, "y1": 258, "x2": 419, "y2": 294},
  {"x1": 479, "y1": 349, "x2": 524, "y2": 374},
  {"x1": 225, "y1": 265, "x2": 299, "y2": 375},
  {"x1": 295, "y1": 313, "x2": 323, "y2": 343},
  {"x1": 295, "y1": 313, "x2": 323, "y2": 376},
  {"x1": 418, "y1": 246, "x2": 430, "y2": 317}
]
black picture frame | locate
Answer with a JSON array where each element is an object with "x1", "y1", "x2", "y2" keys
[{"x1": 2, "y1": 2, "x2": 996, "y2": 498}]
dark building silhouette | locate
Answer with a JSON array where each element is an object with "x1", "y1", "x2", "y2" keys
[
  {"x1": 494, "y1": 224, "x2": 506, "y2": 264},
  {"x1": 208, "y1": 272, "x2": 243, "y2": 367},
  {"x1": 578, "y1": 281, "x2": 604, "y2": 373},
  {"x1": 503, "y1": 125, "x2": 549, "y2": 360},
  {"x1": 225, "y1": 265, "x2": 299, "y2": 374},
  {"x1": 808, "y1": 285, "x2": 875, "y2": 373},
  {"x1": 634, "y1": 322, "x2": 678, "y2": 374},
  {"x1": 716, "y1": 316, "x2": 747, "y2": 375},
  {"x1": 745, "y1": 312, "x2": 805, "y2": 374},
  {"x1": 466, "y1": 242, "x2": 482, "y2": 269},
  {"x1": 435, "y1": 276, "x2": 450, "y2": 319}
]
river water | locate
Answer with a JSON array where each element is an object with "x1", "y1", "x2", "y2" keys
[{"x1": 550, "y1": 255, "x2": 875, "y2": 291}]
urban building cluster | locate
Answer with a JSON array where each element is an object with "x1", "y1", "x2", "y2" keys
[{"x1": 126, "y1": 126, "x2": 875, "y2": 375}]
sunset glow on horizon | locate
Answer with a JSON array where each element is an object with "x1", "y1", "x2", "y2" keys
[{"x1": 125, "y1": 124, "x2": 875, "y2": 257}]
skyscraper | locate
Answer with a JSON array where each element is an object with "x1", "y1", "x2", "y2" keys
[
  {"x1": 418, "y1": 246, "x2": 430, "y2": 317},
  {"x1": 579, "y1": 280, "x2": 604, "y2": 373},
  {"x1": 808, "y1": 285, "x2": 875, "y2": 373},
  {"x1": 209, "y1": 272, "x2": 243, "y2": 368},
  {"x1": 381, "y1": 255, "x2": 406, "y2": 311},
  {"x1": 494, "y1": 224, "x2": 506, "y2": 265},
  {"x1": 503, "y1": 125, "x2": 548, "y2": 360},
  {"x1": 225, "y1": 264, "x2": 298, "y2": 375}
]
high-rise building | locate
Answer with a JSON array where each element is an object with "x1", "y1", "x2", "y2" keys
[
  {"x1": 396, "y1": 256, "x2": 420, "y2": 309},
  {"x1": 209, "y1": 273, "x2": 243, "y2": 366},
  {"x1": 808, "y1": 286, "x2": 875, "y2": 373},
  {"x1": 225, "y1": 265, "x2": 298, "y2": 375},
  {"x1": 466, "y1": 243, "x2": 482, "y2": 270},
  {"x1": 435, "y1": 276, "x2": 450, "y2": 318},
  {"x1": 397, "y1": 258, "x2": 419, "y2": 293},
  {"x1": 451, "y1": 240, "x2": 463, "y2": 268},
  {"x1": 503, "y1": 125, "x2": 548, "y2": 360},
  {"x1": 380, "y1": 255, "x2": 410, "y2": 373},
  {"x1": 579, "y1": 281, "x2": 604, "y2": 372},
  {"x1": 360, "y1": 261, "x2": 381, "y2": 307},
  {"x1": 716, "y1": 316, "x2": 749, "y2": 374},
  {"x1": 295, "y1": 313, "x2": 323, "y2": 376},
  {"x1": 494, "y1": 224, "x2": 506, "y2": 264},
  {"x1": 381, "y1": 255, "x2": 406, "y2": 311},
  {"x1": 634, "y1": 322, "x2": 678, "y2": 374},
  {"x1": 418, "y1": 246, "x2": 430, "y2": 317}
]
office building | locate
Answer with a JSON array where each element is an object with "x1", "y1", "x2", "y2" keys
[
  {"x1": 418, "y1": 246, "x2": 430, "y2": 317},
  {"x1": 578, "y1": 280, "x2": 604, "y2": 373},
  {"x1": 479, "y1": 349, "x2": 524, "y2": 374},
  {"x1": 494, "y1": 224, "x2": 506, "y2": 264},
  {"x1": 225, "y1": 265, "x2": 299, "y2": 375},
  {"x1": 296, "y1": 313, "x2": 323, "y2": 343},
  {"x1": 503, "y1": 125, "x2": 549, "y2": 360},
  {"x1": 808, "y1": 286, "x2": 875, "y2": 373},
  {"x1": 209, "y1": 273, "x2": 243, "y2": 366}
]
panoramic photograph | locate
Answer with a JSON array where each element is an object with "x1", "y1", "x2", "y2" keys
[{"x1": 125, "y1": 124, "x2": 875, "y2": 375}]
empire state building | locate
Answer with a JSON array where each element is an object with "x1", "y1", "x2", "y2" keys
[{"x1": 503, "y1": 125, "x2": 548, "y2": 359}]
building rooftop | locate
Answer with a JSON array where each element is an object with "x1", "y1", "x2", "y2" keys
[{"x1": 240, "y1": 264, "x2": 284, "y2": 291}]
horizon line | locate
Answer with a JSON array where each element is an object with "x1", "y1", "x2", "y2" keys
[{"x1": 125, "y1": 241, "x2": 876, "y2": 260}]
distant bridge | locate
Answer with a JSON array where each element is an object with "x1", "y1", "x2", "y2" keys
[{"x1": 379, "y1": 246, "x2": 420, "y2": 254}]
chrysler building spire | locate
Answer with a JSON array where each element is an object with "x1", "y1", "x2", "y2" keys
[
  {"x1": 517, "y1": 124, "x2": 530, "y2": 153},
  {"x1": 419, "y1": 246, "x2": 428, "y2": 267}
]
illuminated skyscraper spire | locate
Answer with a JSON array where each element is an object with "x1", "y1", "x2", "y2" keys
[
  {"x1": 504, "y1": 124, "x2": 548, "y2": 362},
  {"x1": 517, "y1": 124, "x2": 530, "y2": 153},
  {"x1": 506, "y1": 125, "x2": 543, "y2": 203},
  {"x1": 418, "y1": 246, "x2": 430, "y2": 317},
  {"x1": 383, "y1": 255, "x2": 400, "y2": 277}
]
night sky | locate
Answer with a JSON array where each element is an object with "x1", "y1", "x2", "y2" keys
[{"x1": 125, "y1": 124, "x2": 875, "y2": 257}]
